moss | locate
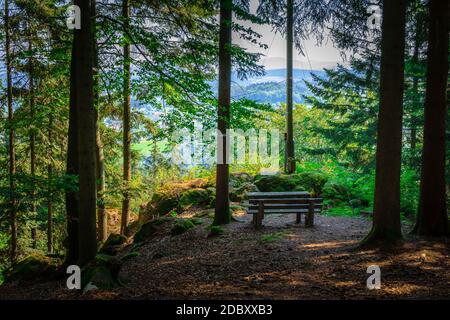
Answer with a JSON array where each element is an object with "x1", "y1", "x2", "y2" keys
[
  {"x1": 254, "y1": 175, "x2": 298, "y2": 192},
  {"x1": 6, "y1": 254, "x2": 60, "y2": 281},
  {"x1": 260, "y1": 231, "x2": 288, "y2": 243},
  {"x1": 230, "y1": 182, "x2": 258, "y2": 202},
  {"x1": 171, "y1": 219, "x2": 196, "y2": 236},
  {"x1": 99, "y1": 233, "x2": 127, "y2": 255},
  {"x1": 179, "y1": 188, "x2": 210, "y2": 208},
  {"x1": 291, "y1": 172, "x2": 328, "y2": 195},
  {"x1": 207, "y1": 225, "x2": 224, "y2": 237},
  {"x1": 146, "y1": 191, "x2": 179, "y2": 217},
  {"x1": 134, "y1": 218, "x2": 171, "y2": 243}
]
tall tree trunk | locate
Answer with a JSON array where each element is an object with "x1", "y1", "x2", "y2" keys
[
  {"x1": 363, "y1": 0, "x2": 407, "y2": 245},
  {"x1": 28, "y1": 32, "x2": 37, "y2": 250},
  {"x1": 5, "y1": 0, "x2": 17, "y2": 265},
  {"x1": 285, "y1": 0, "x2": 295, "y2": 174},
  {"x1": 47, "y1": 113, "x2": 53, "y2": 253},
  {"x1": 92, "y1": 0, "x2": 107, "y2": 242},
  {"x1": 121, "y1": 0, "x2": 132, "y2": 235},
  {"x1": 214, "y1": 0, "x2": 232, "y2": 225},
  {"x1": 66, "y1": 45, "x2": 80, "y2": 265},
  {"x1": 414, "y1": 0, "x2": 449, "y2": 237},
  {"x1": 409, "y1": 13, "x2": 421, "y2": 168},
  {"x1": 74, "y1": 0, "x2": 97, "y2": 266}
]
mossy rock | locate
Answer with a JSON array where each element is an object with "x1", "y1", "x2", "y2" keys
[
  {"x1": 254, "y1": 175, "x2": 298, "y2": 192},
  {"x1": 230, "y1": 182, "x2": 258, "y2": 202},
  {"x1": 291, "y1": 172, "x2": 328, "y2": 195},
  {"x1": 7, "y1": 254, "x2": 60, "y2": 281},
  {"x1": 230, "y1": 172, "x2": 253, "y2": 187},
  {"x1": 179, "y1": 188, "x2": 211, "y2": 208},
  {"x1": 171, "y1": 219, "x2": 196, "y2": 236},
  {"x1": 134, "y1": 218, "x2": 171, "y2": 243},
  {"x1": 146, "y1": 191, "x2": 179, "y2": 217},
  {"x1": 82, "y1": 265, "x2": 116, "y2": 290},
  {"x1": 99, "y1": 233, "x2": 127, "y2": 255}
]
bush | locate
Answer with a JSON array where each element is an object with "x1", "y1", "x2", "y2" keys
[{"x1": 171, "y1": 219, "x2": 196, "y2": 236}]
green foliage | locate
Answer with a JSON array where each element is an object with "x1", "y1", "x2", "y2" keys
[
  {"x1": 207, "y1": 225, "x2": 224, "y2": 237},
  {"x1": 171, "y1": 219, "x2": 196, "y2": 236},
  {"x1": 260, "y1": 231, "x2": 288, "y2": 243}
]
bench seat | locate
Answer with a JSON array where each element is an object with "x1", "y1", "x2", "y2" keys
[{"x1": 244, "y1": 191, "x2": 323, "y2": 229}]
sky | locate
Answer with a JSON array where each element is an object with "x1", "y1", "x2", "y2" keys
[{"x1": 233, "y1": 0, "x2": 349, "y2": 71}]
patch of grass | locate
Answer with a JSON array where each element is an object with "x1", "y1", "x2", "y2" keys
[
  {"x1": 207, "y1": 225, "x2": 224, "y2": 237},
  {"x1": 171, "y1": 219, "x2": 196, "y2": 236},
  {"x1": 323, "y1": 206, "x2": 358, "y2": 217},
  {"x1": 260, "y1": 231, "x2": 289, "y2": 243}
]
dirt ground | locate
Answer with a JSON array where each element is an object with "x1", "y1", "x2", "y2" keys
[{"x1": 0, "y1": 210, "x2": 449, "y2": 300}]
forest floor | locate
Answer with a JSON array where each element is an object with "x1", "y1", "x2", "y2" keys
[{"x1": 0, "y1": 208, "x2": 449, "y2": 300}]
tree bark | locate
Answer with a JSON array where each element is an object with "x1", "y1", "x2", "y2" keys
[
  {"x1": 47, "y1": 113, "x2": 53, "y2": 254},
  {"x1": 285, "y1": 0, "x2": 295, "y2": 174},
  {"x1": 363, "y1": 0, "x2": 407, "y2": 245},
  {"x1": 5, "y1": 0, "x2": 17, "y2": 265},
  {"x1": 74, "y1": 0, "x2": 97, "y2": 266},
  {"x1": 66, "y1": 43, "x2": 80, "y2": 266},
  {"x1": 214, "y1": 0, "x2": 232, "y2": 225},
  {"x1": 121, "y1": 0, "x2": 132, "y2": 235},
  {"x1": 28, "y1": 30, "x2": 37, "y2": 250},
  {"x1": 414, "y1": 0, "x2": 449, "y2": 237},
  {"x1": 92, "y1": 0, "x2": 107, "y2": 242}
]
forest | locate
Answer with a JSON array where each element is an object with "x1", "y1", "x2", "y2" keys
[{"x1": 0, "y1": 0, "x2": 448, "y2": 302}]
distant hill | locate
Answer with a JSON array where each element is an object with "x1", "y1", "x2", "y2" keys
[{"x1": 213, "y1": 68, "x2": 326, "y2": 105}]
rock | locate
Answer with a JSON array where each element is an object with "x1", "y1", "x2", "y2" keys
[
  {"x1": 230, "y1": 182, "x2": 258, "y2": 202},
  {"x1": 179, "y1": 188, "x2": 211, "y2": 208},
  {"x1": 99, "y1": 233, "x2": 127, "y2": 255},
  {"x1": 291, "y1": 172, "x2": 328, "y2": 195},
  {"x1": 146, "y1": 191, "x2": 179, "y2": 218},
  {"x1": 6, "y1": 253, "x2": 60, "y2": 281},
  {"x1": 254, "y1": 174, "x2": 298, "y2": 192},
  {"x1": 83, "y1": 266, "x2": 116, "y2": 290},
  {"x1": 134, "y1": 218, "x2": 171, "y2": 243}
]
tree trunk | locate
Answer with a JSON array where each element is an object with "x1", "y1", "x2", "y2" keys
[
  {"x1": 28, "y1": 32, "x2": 37, "y2": 250},
  {"x1": 214, "y1": 0, "x2": 232, "y2": 225},
  {"x1": 121, "y1": 0, "x2": 132, "y2": 235},
  {"x1": 66, "y1": 44, "x2": 80, "y2": 265},
  {"x1": 5, "y1": 0, "x2": 17, "y2": 265},
  {"x1": 363, "y1": 0, "x2": 407, "y2": 245},
  {"x1": 414, "y1": 0, "x2": 449, "y2": 237},
  {"x1": 409, "y1": 14, "x2": 421, "y2": 168},
  {"x1": 285, "y1": 0, "x2": 295, "y2": 174},
  {"x1": 92, "y1": 0, "x2": 107, "y2": 242},
  {"x1": 74, "y1": 0, "x2": 97, "y2": 266},
  {"x1": 47, "y1": 113, "x2": 53, "y2": 254}
]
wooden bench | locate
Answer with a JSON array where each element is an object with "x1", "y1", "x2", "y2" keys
[{"x1": 245, "y1": 192, "x2": 323, "y2": 229}]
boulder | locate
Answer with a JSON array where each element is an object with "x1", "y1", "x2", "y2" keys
[
  {"x1": 6, "y1": 254, "x2": 60, "y2": 281},
  {"x1": 99, "y1": 233, "x2": 127, "y2": 255}
]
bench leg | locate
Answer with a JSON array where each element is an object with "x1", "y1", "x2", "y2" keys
[
  {"x1": 255, "y1": 202, "x2": 264, "y2": 230},
  {"x1": 306, "y1": 202, "x2": 314, "y2": 227},
  {"x1": 296, "y1": 213, "x2": 301, "y2": 224}
]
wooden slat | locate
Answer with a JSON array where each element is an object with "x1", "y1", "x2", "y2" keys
[
  {"x1": 247, "y1": 208, "x2": 321, "y2": 214},
  {"x1": 246, "y1": 192, "x2": 309, "y2": 198},
  {"x1": 246, "y1": 204, "x2": 322, "y2": 210},
  {"x1": 248, "y1": 198, "x2": 323, "y2": 204}
]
